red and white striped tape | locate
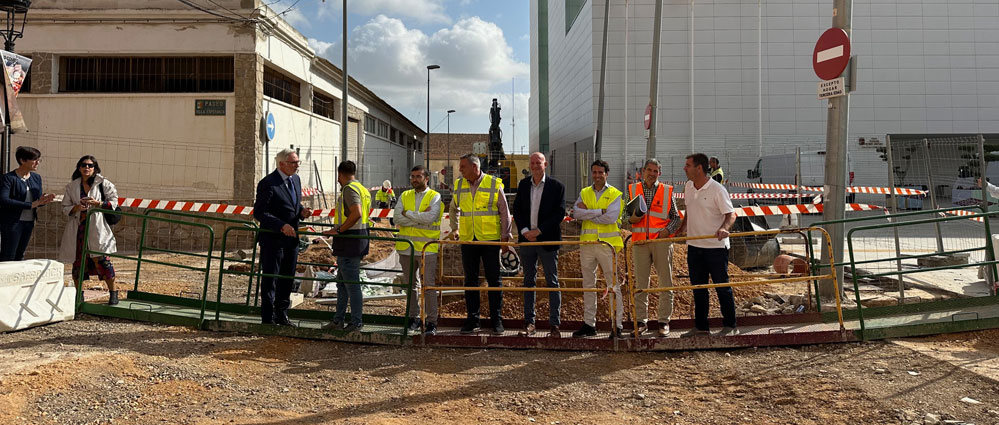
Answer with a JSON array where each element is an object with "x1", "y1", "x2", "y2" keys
[
  {"x1": 301, "y1": 187, "x2": 322, "y2": 197},
  {"x1": 116, "y1": 197, "x2": 393, "y2": 219},
  {"x1": 733, "y1": 203, "x2": 881, "y2": 217},
  {"x1": 675, "y1": 192, "x2": 810, "y2": 200},
  {"x1": 941, "y1": 209, "x2": 985, "y2": 223},
  {"x1": 726, "y1": 181, "x2": 926, "y2": 196}
]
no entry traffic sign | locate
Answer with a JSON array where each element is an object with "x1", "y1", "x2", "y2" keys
[{"x1": 813, "y1": 28, "x2": 851, "y2": 81}]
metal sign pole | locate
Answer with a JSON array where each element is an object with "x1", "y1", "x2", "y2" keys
[{"x1": 819, "y1": 0, "x2": 853, "y2": 300}]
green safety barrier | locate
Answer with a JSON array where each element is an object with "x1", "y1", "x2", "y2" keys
[
  {"x1": 803, "y1": 204, "x2": 991, "y2": 313},
  {"x1": 76, "y1": 208, "x2": 217, "y2": 326},
  {"x1": 846, "y1": 209, "x2": 999, "y2": 340}
]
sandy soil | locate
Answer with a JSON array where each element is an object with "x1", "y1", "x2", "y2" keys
[{"x1": 2, "y1": 319, "x2": 999, "y2": 424}]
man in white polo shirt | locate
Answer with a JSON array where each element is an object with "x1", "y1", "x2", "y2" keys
[{"x1": 677, "y1": 153, "x2": 738, "y2": 337}]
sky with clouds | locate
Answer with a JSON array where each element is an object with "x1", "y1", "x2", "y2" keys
[{"x1": 273, "y1": 0, "x2": 531, "y2": 155}]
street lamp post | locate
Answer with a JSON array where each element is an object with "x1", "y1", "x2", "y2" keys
[
  {"x1": 446, "y1": 109, "x2": 455, "y2": 183},
  {"x1": 0, "y1": 0, "x2": 30, "y2": 172},
  {"x1": 426, "y1": 64, "x2": 440, "y2": 172}
]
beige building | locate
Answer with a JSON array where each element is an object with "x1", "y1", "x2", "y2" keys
[{"x1": 18, "y1": 0, "x2": 423, "y2": 205}]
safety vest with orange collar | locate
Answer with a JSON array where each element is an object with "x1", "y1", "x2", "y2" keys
[{"x1": 628, "y1": 181, "x2": 674, "y2": 241}]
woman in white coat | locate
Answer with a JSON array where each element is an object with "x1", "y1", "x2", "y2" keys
[{"x1": 60, "y1": 155, "x2": 119, "y2": 305}]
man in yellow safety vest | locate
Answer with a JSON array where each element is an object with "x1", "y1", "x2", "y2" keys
[
  {"x1": 322, "y1": 160, "x2": 371, "y2": 333},
  {"x1": 571, "y1": 159, "x2": 625, "y2": 339},
  {"x1": 395, "y1": 165, "x2": 443, "y2": 336},
  {"x1": 449, "y1": 153, "x2": 512, "y2": 335}
]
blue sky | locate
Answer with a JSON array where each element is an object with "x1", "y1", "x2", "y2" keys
[{"x1": 274, "y1": 0, "x2": 532, "y2": 154}]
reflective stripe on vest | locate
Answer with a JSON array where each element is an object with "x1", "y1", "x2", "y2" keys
[
  {"x1": 454, "y1": 174, "x2": 503, "y2": 241},
  {"x1": 579, "y1": 184, "x2": 624, "y2": 251},
  {"x1": 335, "y1": 180, "x2": 371, "y2": 230},
  {"x1": 629, "y1": 182, "x2": 673, "y2": 241},
  {"x1": 396, "y1": 188, "x2": 443, "y2": 254}
]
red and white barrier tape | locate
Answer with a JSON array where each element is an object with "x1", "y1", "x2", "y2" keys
[
  {"x1": 726, "y1": 181, "x2": 926, "y2": 196},
  {"x1": 675, "y1": 192, "x2": 811, "y2": 200},
  {"x1": 940, "y1": 209, "x2": 985, "y2": 223},
  {"x1": 116, "y1": 197, "x2": 393, "y2": 219},
  {"x1": 733, "y1": 203, "x2": 881, "y2": 217}
]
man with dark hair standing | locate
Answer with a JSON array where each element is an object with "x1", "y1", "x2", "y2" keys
[
  {"x1": 395, "y1": 165, "x2": 443, "y2": 335},
  {"x1": 709, "y1": 157, "x2": 725, "y2": 183},
  {"x1": 571, "y1": 159, "x2": 625, "y2": 338},
  {"x1": 678, "y1": 153, "x2": 738, "y2": 337},
  {"x1": 322, "y1": 160, "x2": 371, "y2": 333},
  {"x1": 253, "y1": 148, "x2": 312, "y2": 326},
  {"x1": 513, "y1": 152, "x2": 565, "y2": 337},
  {"x1": 449, "y1": 153, "x2": 512, "y2": 335}
]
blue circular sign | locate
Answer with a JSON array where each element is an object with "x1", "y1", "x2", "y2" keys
[{"x1": 265, "y1": 112, "x2": 276, "y2": 141}]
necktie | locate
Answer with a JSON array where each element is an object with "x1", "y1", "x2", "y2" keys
[{"x1": 286, "y1": 178, "x2": 296, "y2": 204}]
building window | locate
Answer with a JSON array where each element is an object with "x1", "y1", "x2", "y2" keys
[
  {"x1": 313, "y1": 91, "x2": 338, "y2": 120},
  {"x1": 377, "y1": 121, "x2": 389, "y2": 138},
  {"x1": 365, "y1": 116, "x2": 376, "y2": 133},
  {"x1": 59, "y1": 56, "x2": 234, "y2": 93},
  {"x1": 263, "y1": 67, "x2": 300, "y2": 107},
  {"x1": 565, "y1": 0, "x2": 586, "y2": 33}
]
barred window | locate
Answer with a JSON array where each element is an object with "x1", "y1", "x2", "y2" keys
[
  {"x1": 59, "y1": 56, "x2": 234, "y2": 92},
  {"x1": 365, "y1": 116, "x2": 376, "y2": 133},
  {"x1": 263, "y1": 67, "x2": 300, "y2": 107},
  {"x1": 377, "y1": 121, "x2": 389, "y2": 138},
  {"x1": 313, "y1": 91, "x2": 338, "y2": 120}
]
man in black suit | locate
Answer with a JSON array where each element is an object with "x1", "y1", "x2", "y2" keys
[
  {"x1": 253, "y1": 148, "x2": 312, "y2": 326},
  {"x1": 512, "y1": 152, "x2": 566, "y2": 337}
]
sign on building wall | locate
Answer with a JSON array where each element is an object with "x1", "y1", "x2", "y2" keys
[{"x1": 195, "y1": 99, "x2": 226, "y2": 116}]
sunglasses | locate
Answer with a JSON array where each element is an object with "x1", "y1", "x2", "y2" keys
[{"x1": 80, "y1": 163, "x2": 95, "y2": 168}]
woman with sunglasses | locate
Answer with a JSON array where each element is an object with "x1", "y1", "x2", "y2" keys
[
  {"x1": 0, "y1": 146, "x2": 56, "y2": 261},
  {"x1": 59, "y1": 155, "x2": 119, "y2": 305}
]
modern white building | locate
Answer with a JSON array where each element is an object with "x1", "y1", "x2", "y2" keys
[
  {"x1": 530, "y1": 0, "x2": 999, "y2": 194},
  {"x1": 18, "y1": 0, "x2": 423, "y2": 205}
]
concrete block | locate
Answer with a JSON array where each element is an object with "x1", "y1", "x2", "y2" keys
[
  {"x1": 916, "y1": 253, "x2": 970, "y2": 268},
  {"x1": 289, "y1": 293, "x2": 304, "y2": 308},
  {"x1": 0, "y1": 260, "x2": 74, "y2": 332}
]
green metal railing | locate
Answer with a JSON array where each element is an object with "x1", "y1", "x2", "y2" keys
[
  {"x1": 804, "y1": 204, "x2": 990, "y2": 312},
  {"x1": 215, "y1": 222, "x2": 418, "y2": 337},
  {"x1": 76, "y1": 208, "x2": 217, "y2": 326},
  {"x1": 846, "y1": 209, "x2": 999, "y2": 340}
]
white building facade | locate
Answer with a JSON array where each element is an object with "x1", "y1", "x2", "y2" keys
[
  {"x1": 530, "y1": 0, "x2": 999, "y2": 194},
  {"x1": 19, "y1": 0, "x2": 423, "y2": 204}
]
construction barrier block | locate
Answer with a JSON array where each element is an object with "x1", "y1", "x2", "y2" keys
[{"x1": 0, "y1": 260, "x2": 74, "y2": 332}]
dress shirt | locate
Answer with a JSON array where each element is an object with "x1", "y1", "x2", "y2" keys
[
  {"x1": 394, "y1": 188, "x2": 442, "y2": 229},
  {"x1": 521, "y1": 174, "x2": 546, "y2": 235},
  {"x1": 986, "y1": 182, "x2": 999, "y2": 200},
  {"x1": 572, "y1": 184, "x2": 621, "y2": 224},
  {"x1": 448, "y1": 172, "x2": 512, "y2": 239}
]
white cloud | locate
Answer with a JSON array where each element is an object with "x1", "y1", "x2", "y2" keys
[
  {"x1": 281, "y1": 7, "x2": 310, "y2": 29},
  {"x1": 319, "y1": 0, "x2": 451, "y2": 25},
  {"x1": 310, "y1": 15, "x2": 530, "y2": 150}
]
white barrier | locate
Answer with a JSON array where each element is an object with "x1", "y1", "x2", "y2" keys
[{"x1": 0, "y1": 260, "x2": 74, "y2": 332}]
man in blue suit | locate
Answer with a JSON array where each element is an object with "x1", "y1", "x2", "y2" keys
[{"x1": 253, "y1": 148, "x2": 312, "y2": 326}]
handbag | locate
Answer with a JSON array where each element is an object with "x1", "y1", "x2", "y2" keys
[{"x1": 98, "y1": 182, "x2": 123, "y2": 226}]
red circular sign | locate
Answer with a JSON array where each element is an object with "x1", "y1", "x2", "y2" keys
[
  {"x1": 644, "y1": 104, "x2": 652, "y2": 130},
  {"x1": 813, "y1": 28, "x2": 851, "y2": 81}
]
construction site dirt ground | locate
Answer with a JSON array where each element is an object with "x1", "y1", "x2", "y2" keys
[{"x1": 2, "y1": 319, "x2": 999, "y2": 424}]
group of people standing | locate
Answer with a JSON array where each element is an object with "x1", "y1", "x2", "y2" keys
[
  {"x1": 256, "y1": 147, "x2": 739, "y2": 338},
  {"x1": 0, "y1": 147, "x2": 121, "y2": 303}
]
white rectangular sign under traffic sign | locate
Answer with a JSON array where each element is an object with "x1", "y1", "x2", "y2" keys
[{"x1": 818, "y1": 77, "x2": 846, "y2": 99}]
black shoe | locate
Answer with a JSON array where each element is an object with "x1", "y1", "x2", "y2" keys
[
  {"x1": 343, "y1": 323, "x2": 364, "y2": 333},
  {"x1": 518, "y1": 323, "x2": 537, "y2": 337},
  {"x1": 408, "y1": 318, "x2": 423, "y2": 334},
  {"x1": 459, "y1": 319, "x2": 480, "y2": 334},
  {"x1": 424, "y1": 322, "x2": 437, "y2": 336},
  {"x1": 608, "y1": 327, "x2": 624, "y2": 339},
  {"x1": 108, "y1": 291, "x2": 119, "y2": 306},
  {"x1": 491, "y1": 320, "x2": 505, "y2": 336},
  {"x1": 572, "y1": 324, "x2": 597, "y2": 338},
  {"x1": 322, "y1": 320, "x2": 343, "y2": 331},
  {"x1": 275, "y1": 318, "x2": 296, "y2": 327}
]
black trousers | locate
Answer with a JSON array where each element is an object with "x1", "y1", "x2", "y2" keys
[
  {"x1": 687, "y1": 245, "x2": 737, "y2": 331},
  {"x1": 0, "y1": 220, "x2": 34, "y2": 261},
  {"x1": 461, "y1": 240, "x2": 502, "y2": 323},
  {"x1": 259, "y1": 236, "x2": 299, "y2": 323}
]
